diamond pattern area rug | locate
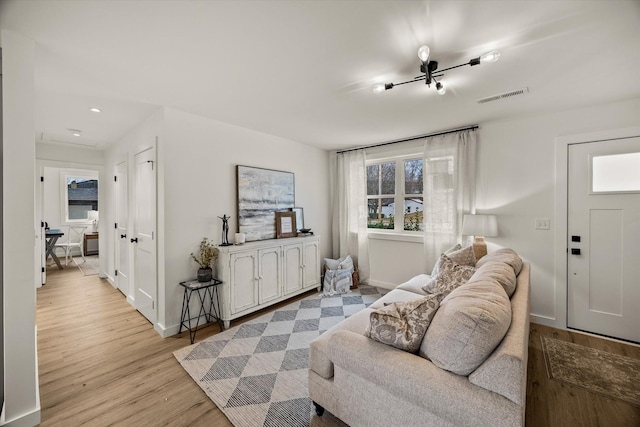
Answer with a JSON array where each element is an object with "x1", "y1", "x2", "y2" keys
[
  {"x1": 542, "y1": 336, "x2": 640, "y2": 407},
  {"x1": 174, "y1": 285, "x2": 386, "y2": 427}
]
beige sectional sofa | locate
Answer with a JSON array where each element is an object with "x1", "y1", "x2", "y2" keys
[{"x1": 308, "y1": 248, "x2": 530, "y2": 427}]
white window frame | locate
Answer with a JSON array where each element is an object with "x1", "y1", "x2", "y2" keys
[
  {"x1": 61, "y1": 171, "x2": 99, "y2": 224},
  {"x1": 366, "y1": 152, "x2": 424, "y2": 241}
]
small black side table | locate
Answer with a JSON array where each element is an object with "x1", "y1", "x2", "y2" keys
[{"x1": 179, "y1": 278, "x2": 224, "y2": 344}]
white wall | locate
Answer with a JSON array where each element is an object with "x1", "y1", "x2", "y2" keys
[
  {"x1": 161, "y1": 108, "x2": 331, "y2": 334},
  {"x1": 368, "y1": 97, "x2": 640, "y2": 328},
  {"x1": 1, "y1": 30, "x2": 40, "y2": 426},
  {"x1": 104, "y1": 107, "x2": 331, "y2": 337},
  {"x1": 36, "y1": 142, "x2": 104, "y2": 165}
]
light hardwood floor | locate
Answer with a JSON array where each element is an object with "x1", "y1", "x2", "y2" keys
[{"x1": 38, "y1": 264, "x2": 640, "y2": 426}]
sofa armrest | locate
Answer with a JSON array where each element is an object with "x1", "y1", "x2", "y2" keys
[{"x1": 328, "y1": 330, "x2": 520, "y2": 426}]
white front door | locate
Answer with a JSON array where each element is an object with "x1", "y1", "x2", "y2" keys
[
  {"x1": 133, "y1": 147, "x2": 157, "y2": 324},
  {"x1": 115, "y1": 160, "x2": 130, "y2": 298},
  {"x1": 567, "y1": 137, "x2": 640, "y2": 343}
]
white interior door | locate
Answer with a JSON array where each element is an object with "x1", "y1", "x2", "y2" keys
[
  {"x1": 115, "y1": 160, "x2": 130, "y2": 298},
  {"x1": 567, "y1": 137, "x2": 640, "y2": 343},
  {"x1": 133, "y1": 147, "x2": 157, "y2": 323}
]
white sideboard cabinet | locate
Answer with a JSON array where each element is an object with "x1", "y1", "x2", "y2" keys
[{"x1": 217, "y1": 235, "x2": 320, "y2": 328}]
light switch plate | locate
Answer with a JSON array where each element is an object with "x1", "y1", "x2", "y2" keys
[{"x1": 535, "y1": 218, "x2": 550, "y2": 230}]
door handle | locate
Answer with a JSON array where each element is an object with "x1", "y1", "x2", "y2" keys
[
  {"x1": 131, "y1": 238, "x2": 138, "y2": 243},
  {"x1": 571, "y1": 248, "x2": 581, "y2": 255},
  {"x1": 121, "y1": 234, "x2": 127, "y2": 239}
]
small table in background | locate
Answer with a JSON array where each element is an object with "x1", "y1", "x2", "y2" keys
[
  {"x1": 179, "y1": 278, "x2": 224, "y2": 344},
  {"x1": 45, "y1": 229, "x2": 65, "y2": 269}
]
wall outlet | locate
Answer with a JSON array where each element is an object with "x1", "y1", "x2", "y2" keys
[{"x1": 535, "y1": 218, "x2": 550, "y2": 230}]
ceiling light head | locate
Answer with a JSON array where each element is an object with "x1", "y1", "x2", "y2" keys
[
  {"x1": 480, "y1": 50, "x2": 501, "y2": 63},
  {"x1": 417, "y1": 45, "x2": 430, "y2": 63},
  {"x1": 69, "y1": 129, "x2": 82, "y2": 137},
  {"x1": 89, "y1": 107, "x2": 102, "y2": 113},
  {"x1": 436, "y1": 82, "x2": 446, "y2": 95},
  {"x1": 372, "y1": 83, "x2": 394, "y2": 94}
]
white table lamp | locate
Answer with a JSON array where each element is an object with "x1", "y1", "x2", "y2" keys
[
  {"x1": 88, "y1": 210, "x2": 99, "y2": 233},
  {"x1": 462, "y1": 214, "x2": 498, "y2": 260}
]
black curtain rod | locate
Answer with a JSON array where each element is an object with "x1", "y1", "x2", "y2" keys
[{"x1": 336, "y1": 125, "x2": 479, "y2": 154}]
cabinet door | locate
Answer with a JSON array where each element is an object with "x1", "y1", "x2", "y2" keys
[
  {"x1": 283, "y1": 244, "x2": 303, "y2": 296},
  {"x1": 258, "y1": 247, "x2": 281, "y2": 304},
  {"x1": 230, "y1": 251, "x2": 258, "y2": 314},
  {"x1": 303, "y1": 240, "x2": 320, "y2": 289}
]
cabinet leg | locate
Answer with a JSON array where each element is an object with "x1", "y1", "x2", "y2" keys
[{"x1": 223, "y1": 320, "x2": 230, "y2": 329}]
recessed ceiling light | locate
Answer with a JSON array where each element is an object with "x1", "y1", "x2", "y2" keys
[
  {"x1": 69, "y1": 129, "x2": 82, "y2": 137},
  {"x1": 89, "y1": 107, "x2": 102, "y2": 113}
]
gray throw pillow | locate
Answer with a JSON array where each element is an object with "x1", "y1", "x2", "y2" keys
[
  {"x1": 423, "y1": 254, "x2": 476, "y2": 295},
  {"x1": 421, "y1": 278, "x2": 512, "y2": 376},
  {"x1": 366, "y1": 294, "x2": 442, "y2": 353}
]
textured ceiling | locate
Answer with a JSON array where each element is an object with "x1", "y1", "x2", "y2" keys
[{"x1": 1, "y1": 0, "x2": 639, "y2": 151}]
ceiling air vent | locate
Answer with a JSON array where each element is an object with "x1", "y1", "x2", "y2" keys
[{"x1": 476, "y1": 87, "x2": 529, "y2": 104}]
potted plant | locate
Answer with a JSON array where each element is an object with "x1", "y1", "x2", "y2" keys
[{"x1": 190, "y1": 238, "x2": 219, "y2": 282}]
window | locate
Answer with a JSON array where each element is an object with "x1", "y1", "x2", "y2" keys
[
  {"x1": 592, "y1": 152, "x2": 640, "y2": 193},
  {"x1": 367, "y1": 156, "x2": 423, "y2": 232},
  {"x1": 64, "y1": 175, "x2": 99, "y2": 221}
]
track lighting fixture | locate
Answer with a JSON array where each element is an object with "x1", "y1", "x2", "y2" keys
[{"x1": 373, "y1": 45, "x2": 500, "y2": 95}]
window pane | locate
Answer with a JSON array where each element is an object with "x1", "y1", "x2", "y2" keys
[
  {"x1": 404, "y1": 159, "x2": 423, "y2": 194},
  {"x1": 67, "y1": 178, "x2": 99, "y2": 220},
  {"x1": 404, "y1": 197, "x2": 423, "y2": 231},
  {"x1": 367, "y1": 162, "x2": 395, "y2": 196},
  {"x1": 367, "y1": 165, "x2": 379, "y2": 195},
  {"x1": 592, "y1": 152, "x2": 640, "y2": 192},
  {"x1": 367, "y1": 197, "x2": 394, "y2": 229}
]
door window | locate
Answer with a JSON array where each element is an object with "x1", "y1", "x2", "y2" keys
[{"x1": 591, "y1": 152, "x2": 640, "y2": 193}]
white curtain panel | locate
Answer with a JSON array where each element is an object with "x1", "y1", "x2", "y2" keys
[
  {"x1": 423, "y1": 129, "x2": 477, "y2": 271},
  {"x1": 332, "y1": 150, "x2": 370, "y2": 281}
]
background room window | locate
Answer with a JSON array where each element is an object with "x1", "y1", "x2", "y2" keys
[
  {"x1": 65, "y1": 176, "x2": 99, "y2": 221},
  {"x1": 367, "y1": 156, "x2": 423, "y2": 232}
]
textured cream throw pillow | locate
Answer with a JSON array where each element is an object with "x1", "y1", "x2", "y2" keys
[
  {"x1": 421, "y1": 279, "x2": 512, "y2": 376},
  {"x1": 366, "y1": 294, "x2": 442, "y2": 353}
]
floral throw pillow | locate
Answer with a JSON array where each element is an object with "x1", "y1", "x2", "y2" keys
[
  {"x1": 365, "y1": 294, "x2": 442, "y2": 353},
  {"x1": 423, "y1": 254, "x2": 476, "y2": 295},
  {"x1": 430, "y1": 243, "x2": 462, "y2": 276}
]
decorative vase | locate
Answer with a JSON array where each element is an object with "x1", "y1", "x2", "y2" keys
[{"x1": 197, "y1": 267, "x2": 212, "y2": 282}]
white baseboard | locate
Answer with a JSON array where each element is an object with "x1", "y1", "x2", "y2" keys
[
  {"x1": 0, "y1": 407, "x2": 41, "y2": 427},
  {"x1": 367, "y1": 279, "x2": 396, "y2": 290},
  {"x1": 530, "y1": 313, "x2": 558, "y2": 328}
]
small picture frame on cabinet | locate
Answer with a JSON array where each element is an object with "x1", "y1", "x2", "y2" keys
[{"x1": 275, "y1": 211, "x2": 297, "y2": 238}]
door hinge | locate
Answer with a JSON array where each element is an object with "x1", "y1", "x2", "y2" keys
[
  {"x1": 40, "y1": 176, "x2": 44, "y2": 182},
  {"x1": 41, "y1": 221, "x2": 44, "y2": 228},
  {"x1": 115, "y1": 222, "x2": 118, "y2": 229},
  {"x1": 115, "y1": 269, "x2": 118, "y2": 276},
  {"x1": 42, "y1": 267, "x2": 45, "y2": 273},
  {"x1": 152, "y1": 300, "x2": 155, "y2": 310},
  {"x1": 114, "y1": 175, "x2": 117, "y2": 182}
]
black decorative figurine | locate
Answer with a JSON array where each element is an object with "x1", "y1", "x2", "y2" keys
[{"x1": 219, "y1": 214, "x2": 232, "y2": 246}]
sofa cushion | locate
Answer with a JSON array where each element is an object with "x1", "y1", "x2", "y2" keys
[
  {"x1": 395, "y1": 273, "x2": 430, "y2": 295},
  {"x1": 475, "y1": 248, "x2": 523, "y2": 276},
  {"x1": 423, "y1": 254, "x2": 476, "y2": 294},
  {"x1": 421, "y1": 278, "x2": 512, "y2": 376},
  {"x1": 470, "y1": 260, "x2": 518, "y2": 298},
  {"x1": 366, "y1": 294, "x2": 441, "y2": 353}
]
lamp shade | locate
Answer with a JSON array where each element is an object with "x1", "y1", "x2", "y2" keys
[{"x1": 462, "y1": 214, "x2": 497, "y2": 237}]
